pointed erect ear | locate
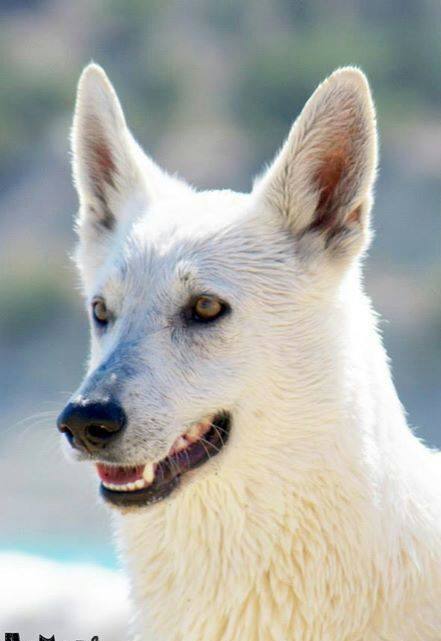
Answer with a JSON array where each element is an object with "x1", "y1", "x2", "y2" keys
[
  {"x1": 254, "y1": 67, "x2": 378, "y2": 261},
  {"x1": 72, "y1": 64, "x2": 184, "y2": 245}
]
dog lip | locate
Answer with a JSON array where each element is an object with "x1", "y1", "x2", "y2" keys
[
  {"x1": 99, "y1": 412, "x2": 231, "y2": 509},
  {"x1": 100, "y1": 474, "x2": 180, "y2": 507}
]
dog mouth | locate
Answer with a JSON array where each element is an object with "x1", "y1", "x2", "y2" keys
[{"x1": 97, "y1": 412, "x2": 231, "y2": 508}]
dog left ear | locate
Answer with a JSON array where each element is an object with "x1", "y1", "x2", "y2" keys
[
  {"x1": 71, "y1": 64, "x2": 185, "y2": 254},
  {"x1": 254, "y1": 67, "x2": 378, "y2": 261}
]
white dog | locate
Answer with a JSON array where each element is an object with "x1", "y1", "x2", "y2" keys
[{"x1": 57, "y1": 64, "x2": 441, "y2": 641}]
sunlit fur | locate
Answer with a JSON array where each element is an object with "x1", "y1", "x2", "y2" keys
[{"x1": 70, "y1": 64, "x2": 441, "y2": 641}]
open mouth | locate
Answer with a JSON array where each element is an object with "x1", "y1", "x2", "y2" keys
[{"x1": 97, "y1": 412, "x2": 231, "y2": 508}]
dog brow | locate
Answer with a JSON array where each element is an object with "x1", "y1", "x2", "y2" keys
[{"x1": 175, "y1": 260, "x2": 198, "y2": 285}]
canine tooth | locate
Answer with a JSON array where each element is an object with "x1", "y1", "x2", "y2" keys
[
  {"x1": 187, "y1": 425, "x2": 201, "y2": 439},
  {"x1": 175, "y1": 436, "x2": 188, "y2": 451},
  {"x1": 143, "y1": 463, "x2": 155, "y2": 484}
]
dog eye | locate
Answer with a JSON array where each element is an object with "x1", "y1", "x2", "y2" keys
[
  {"x1": 190, "y1": 296, "x2": 228, "y2": 323},
  {"x1": 92, "y1": 299, "x2": 109, "y2": 326}
]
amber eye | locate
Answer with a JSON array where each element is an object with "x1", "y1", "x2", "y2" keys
[
  {"x1": 191, "y1": 296, "x2": 227, "y2": 323},
  {"x1": 92, "y1": 299, "x2": 109, "y2": 325}
]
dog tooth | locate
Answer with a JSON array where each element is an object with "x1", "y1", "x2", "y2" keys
[
  {"x1": 134, "y1": 479, "x2": 145, "y2": 490},
  {"x1": 143, "y1": 463, "x2": 155, "y2": 484},
  {"x1": 175, "y1": 436, "x2": 188, "y2": 451},
  {"x1": 187, "y1": 425, "x2": 201, "y2": 439}
]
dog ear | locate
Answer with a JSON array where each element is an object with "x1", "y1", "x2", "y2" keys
[
  {"x1": 254, "y1": 67, "x2": 377, "y2": 262},
  {"x1": 71, "y1": 64, "x2": 183, "y2": 248}
]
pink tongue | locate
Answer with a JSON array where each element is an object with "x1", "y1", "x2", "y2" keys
[{"x1": 96, "y1": 464, "x2": 144, "y2": 485}]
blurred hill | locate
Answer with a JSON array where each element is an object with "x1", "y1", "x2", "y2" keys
[{"x1": 0, "y1": 0, "x2": 440, "y2": 567}]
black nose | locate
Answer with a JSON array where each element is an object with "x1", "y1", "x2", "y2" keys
[{"x1": 57, "y1": 400, "x2": 126, "y2": 452}]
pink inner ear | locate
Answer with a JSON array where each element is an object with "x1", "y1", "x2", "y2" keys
[
  {"x1": 91, "y1": 137, "x2": 117, "y2": 189},
  {"x1": 346, "y1": 205, "x2": 362, "y2": 225},
  {"x1": 311, "y1": 149, "x2": 347, "y2": 232}
]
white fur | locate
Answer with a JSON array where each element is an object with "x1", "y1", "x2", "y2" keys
[{"x1": 70, "y1": 64, "x2": 441, "y2": 641}]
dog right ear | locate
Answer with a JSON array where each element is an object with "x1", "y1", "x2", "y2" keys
[
  {"x1": 71, "y1": 64, "x2": 184, "y2": 269},
  {"x1": 253, "y1": 67, "x2": 377, "y2": 267}
]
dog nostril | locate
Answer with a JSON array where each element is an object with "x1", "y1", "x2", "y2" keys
[
  {"x1": 60, "y1": 424, "x2": 74, "y2": 446},
  {"x1": 86, "y1": 423, "x2": 118, "y2": 441},
  {"x1": 57, "y1": 400, "x2": 126, "y2": 451}
]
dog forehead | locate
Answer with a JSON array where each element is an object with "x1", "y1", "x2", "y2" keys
[
  {"x1": 119, "y1": 189, "x2": 255, "y2": 278},
  {"x1": 112, "y1": 188, "x2": 294, "y2": 296},
  {"x1": 133, "y1": 189, "x2": 250, "y2": 244}
]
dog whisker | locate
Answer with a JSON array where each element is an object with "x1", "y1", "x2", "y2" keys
[{"x1": 208, "y1": 422, "x2": 226, "y2": 449}]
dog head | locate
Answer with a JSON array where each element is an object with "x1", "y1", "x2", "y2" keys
[{"x1": 57, "y1": 64, "x2": 377, "y2": 509}]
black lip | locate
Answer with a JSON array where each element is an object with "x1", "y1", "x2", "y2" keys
[{"x1": 100, "y1": 413, "x2": 231, "y2": 508}]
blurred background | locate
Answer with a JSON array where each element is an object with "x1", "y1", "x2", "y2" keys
[{"x1": 0, "y1": 0, "x2": 440, "y2": 636}]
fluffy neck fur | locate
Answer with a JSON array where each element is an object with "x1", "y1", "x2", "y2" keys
[{"x1": 116, "y1": 273, "x2": 441, "y2": 641}]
